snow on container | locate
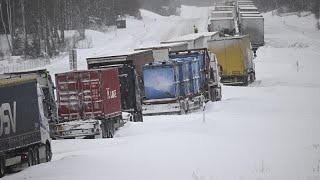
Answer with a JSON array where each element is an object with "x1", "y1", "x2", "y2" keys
[
  {"x1": 162, "y1": 34, "x2": 205, "y2": 49},
  {"x1": 173, "y1": 59, "x2": 190, "y2": 96},
  {"x1": 55, "y1": 68, "x2": 122, "y2": 121},
  {"x1": 143, "y1": 61, "x2": 180, "y2": 100}
]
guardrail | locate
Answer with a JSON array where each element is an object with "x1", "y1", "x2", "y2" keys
[{"x1": 0, "y1": 58, "x2": 50, "y2": 74}]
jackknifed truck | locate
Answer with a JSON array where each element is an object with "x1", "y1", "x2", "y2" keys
[{"x1": 0, "y1": 74, "x2": 53, "y2": 178}]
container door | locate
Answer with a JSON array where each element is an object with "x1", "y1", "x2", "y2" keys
[{"x1": 56, "y1": 73, "x2": 81, "y2": 121}]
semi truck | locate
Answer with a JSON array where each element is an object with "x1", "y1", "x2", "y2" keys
[
  {"x1": 142, "y1": 48, "x2": 221, "y2": 115},
  {"x1": 239, "y1": 14, "x2": 264, "y2": 52},
  {"x1": 54, "y1": 68, "x2": 123, "y2": 139},
  {"x1": 0, "y1": 76, "x2": 53, "y2": 178},
  {"x1": 207, "y1": 35, "x2": 255, "y2": 86},
  {"x1": 86, "y1": 50, "x2": 154, "y2": 122},
  {"x1": 0, "y1": 70, "x2": 58, "y2": 137}
]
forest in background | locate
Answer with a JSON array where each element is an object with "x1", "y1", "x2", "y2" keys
[
  {"x1": 252, "y1": 0, "x2": 319, "y2": 15},
  {"x1": 0, "y1": 0, "x2": 319, "y2": 59}
]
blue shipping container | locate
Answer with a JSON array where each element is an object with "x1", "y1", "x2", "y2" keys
[
  {"x1": 143, "y1": 62, "x2": 180, "y2": 100},
  {"x1": 174, "y1": 60, "x2": 190, "y2": 96}
]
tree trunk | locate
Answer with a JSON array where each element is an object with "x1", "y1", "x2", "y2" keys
[
  {"x1": 21, "y1": 0, "x2": 27, "y2": 58},
  {"x1": 0, "y1": 1, "x2": 12, "y2": 53}
]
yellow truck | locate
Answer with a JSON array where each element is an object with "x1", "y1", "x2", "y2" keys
[{"x1": 207, "y1": 35, "x2": 255, "y2": 86}]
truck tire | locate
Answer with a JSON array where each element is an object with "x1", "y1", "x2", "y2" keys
[
  {"x1": 28, "y1": 148, "x2": 34, "y2": 166},
  {"x1": 45, "y1": 144, "x2": 52, "y2": 162},
  {"x1": 101, "y1": 122, "x2": 107, "y2": 138},
  {"x1": 250, "y1": 73, "x2": 255, "y2": 83},
  {"x1": 137, "y1": 111, "x2": 143, "y2": 122},
  {"x1": 243, "y1": 75, "x2": 249, "y2": 86},
  {"x1": 33, "y1": 146, "x2": 40, "y2": 164},
  {"x1": 0, "y1": 156, "x2": 5, "y2": 178},
  {"x1": 180, "y1": 101, "x2": 186, "y2": 115},
  {"x1": 106, "y1": 121, "x2": 115, "y2": 138}
]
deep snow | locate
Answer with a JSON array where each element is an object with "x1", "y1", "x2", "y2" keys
[{"x1": 2, "y1": 6, "x2": 320, "y2": 180}]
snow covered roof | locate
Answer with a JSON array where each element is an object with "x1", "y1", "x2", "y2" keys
[
  {"x1": 210, "y1": 17, "x2": 234, "y2": 20},
  {"x1": 239, "y1": 11, "x2": 260, "y2": 14},
  {"x1": 239, "y1": 6, "x2": 258, "y2": 10},
  {"x1": 135, "y1": 42, "x2": 188, "y2": 50},
  {"x1": 211, "y1": 10, "x2": 233, "y2": 14},
  {"x1": 196, "y1": 32, "x2": 219, "y2": 38},
  {"x1": 241, "y1": 14, "x2": 263, "y2": 17},
  {"x1": 164, "y1": 34, "x2": 204, "y2": 43},
  {"x1": 88, "y1": 49, "x2": 150, "y2": 60}
]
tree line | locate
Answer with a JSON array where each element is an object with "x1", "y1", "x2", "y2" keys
[
  {"x1": 252, "y1": 0, "x2": 320, "y2": 16},
  {"x1": 0, "y1": 0, "x2": 141, "y2": 58}
]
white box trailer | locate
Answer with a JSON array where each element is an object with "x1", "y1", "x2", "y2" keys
[
  {"x1": 196, "y1": 32, "x2": 220, "y2": 48},
  {"x1": 135, "y1": 42, "x2": 188, "y2": 62},
  {"x1": 240, "y1": 16, "x2": 264, "y2": 50},
  {"x1": 239, "y1": 6, "x2": 259, "y2": 12},
  {"x1": 239, "y1": 12, "x2": 262, "y2": 21},
  {"x1": 210, "y1": 17, "x2": 235, "y2": 32},
  {"x1": 161, "y1": 34, "x2": 205, "y2": 49},
  {"x1": 211, "y1": 10, "x2": 235, "y2": 18},
  {"x1": 215, "y1": 6, "x2": 235, "y2": 11}
]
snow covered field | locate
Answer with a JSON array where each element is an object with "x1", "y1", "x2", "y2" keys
[{"x1": 2, "y1": 5, "x2": 320, "y2": 180}]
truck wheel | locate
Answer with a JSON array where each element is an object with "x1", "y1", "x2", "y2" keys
[
  {"x1": 137, "y1": 112, "x2": 143, "y2": 122},
  {"x1": 45, "y1": 144, "x2": 52, "y2": 162},
  {"x1": 180, "y1": 101, "x2": 186, "y2": 115},
  {"x1": 0, "y1": 156, "x2": 5, "y2": 178},
  {"x1": 28, "y1": 148, "x2": 34, "y2": 166},
  {"x1": 33, "y1": 146, "x2": 40, "y2": 164},
  {"x1": 243, "y1": 75, "x2": 249, "y2": 86},
  {"x1": 250, "y1": 73, "x2": 255, "y2": 83},
  {"x1": 106, "y1": 121, "x2": 115, "y2": 138},
  {"x1": 101, "y1": 122, "x2": 107, "y2": 138}
]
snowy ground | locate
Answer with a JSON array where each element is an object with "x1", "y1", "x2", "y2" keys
[{"x1": 2, "y1": 6, "x2": 320, "y2": 180}]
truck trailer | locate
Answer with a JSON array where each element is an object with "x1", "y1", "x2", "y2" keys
[
  {"x1": 54, "y1": 68, "x2": 123, "y2": 139},
  {"x1": 135, "y1": 42, "x2": 188, "y2": 62},
  {"x1": 86, "y1": 50, "x2": 154, "y2": 122},
  {"x1": 0, "y1": 69, "x2": 58, "y2": 138},
  {"x1": 142, "y1": 48, "x2": 221, "y2": 115},
  {"x1": 0, "y1": 77, "x2": 52, "y2": 178},
  {"x1": 239, "y1": 14, "x2": 264, "y2": 51},
  {"x1": 207, "y1": 35, "x2": 255, "y2": 86},
  {"x1": 161, "y1": 34, "x2": 205, "y2": 49}
]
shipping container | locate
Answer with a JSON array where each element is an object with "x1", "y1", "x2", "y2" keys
[
  {"x1": 196, "y1": 32, "x2": 220, "y2": 47},
  {"x1": 56, "y1": 68, "x2": 122, "y2": 121},
  {"x1": 240, "y1": 15, "x2": 264, "y2": 50},
  {"x1": 143, "y1": 61, "x2": 180, "y2": 100},
  {"x1": 54, "y1": 68, "x2": 122, "y2": 139},
  {"x1": 210, "y1": 17, "x2": 235, "y2": 33},
  {"x1": 162, "y1": 34, "x2": 205, "y2": 49},
  {"x1": 215, "y1": 6, "x2": 235, "y2": 11},
  {"x1": 87, "y1": 50, "x2": 154, "y2": 122},
  {"x1": 211, "y1": 10, "x2": 235, "y2": 18},
  {"x1": 207, "y1": 35, "x2": 255, "y2": 86},
  {"x1": 142, "y1": 48, "x2": 222, "y2": 115},
  {"x1": 0, "y1": 78, "x2": 52, "y2": 177}
]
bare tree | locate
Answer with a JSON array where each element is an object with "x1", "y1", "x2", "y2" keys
[{"x1": 0, "y1": 0, "x2": 12, "y2": 52}]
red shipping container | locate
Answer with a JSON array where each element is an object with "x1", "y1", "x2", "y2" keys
[{"x1": 55, "y1": 68, "x2": 122, "y2": 122}]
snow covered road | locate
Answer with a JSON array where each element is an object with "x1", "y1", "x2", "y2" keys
[{"x1": 3, "y1": 6, "x2": 320, "y2": 180}]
